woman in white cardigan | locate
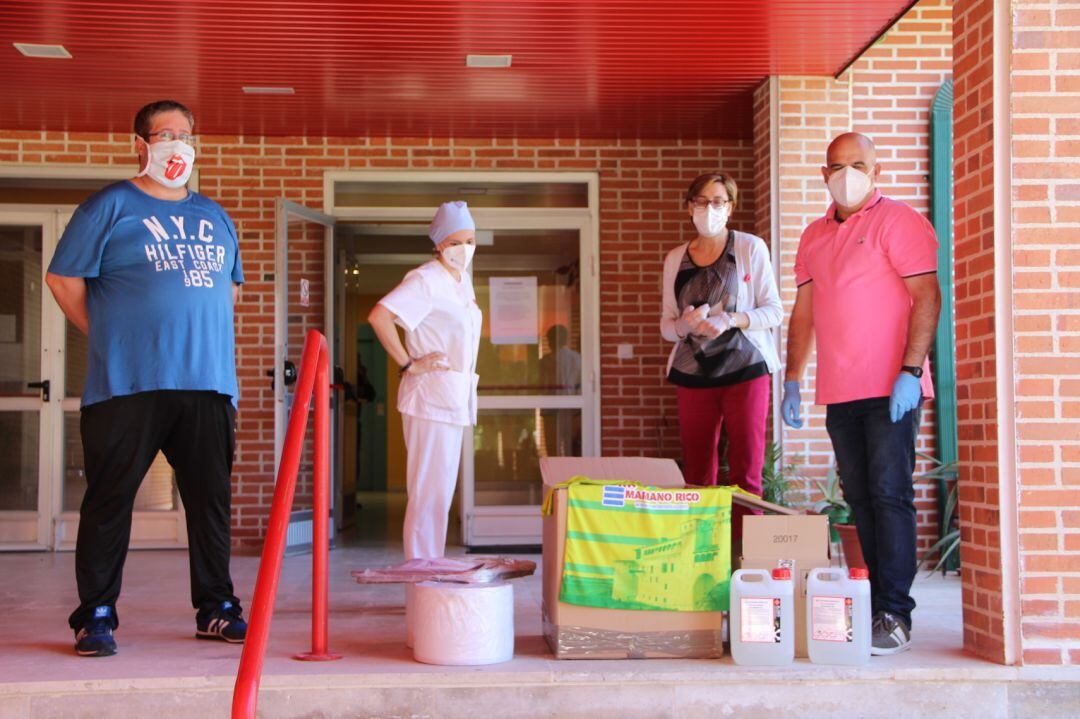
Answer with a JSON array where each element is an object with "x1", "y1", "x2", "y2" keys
[{"x1": 660, "y1": 172, "x2": 783, "y2": 540}]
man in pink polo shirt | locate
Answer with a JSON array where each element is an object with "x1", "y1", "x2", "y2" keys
[{"x1": 781, "y1": 132, "x2": 941, "y2": 655}]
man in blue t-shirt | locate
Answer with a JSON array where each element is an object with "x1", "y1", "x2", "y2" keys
[{"x1": 46, "y1": 100, "x2": 247, "y2": 657}]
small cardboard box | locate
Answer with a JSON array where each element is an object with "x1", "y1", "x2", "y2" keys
[
  {"x1": 739, "y1": 514, "x2": 832, "y2": 658},
  {"x1": 540, "y1": 456, "x2": 796, "y2": 660}
]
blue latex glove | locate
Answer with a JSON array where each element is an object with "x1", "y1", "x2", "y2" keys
[
  {"x1": 889, "y1": 372, "x2": 922, "y2": 422},
  {"x1": 781, "y1": 380, "x2": 803, "y2": 429}
]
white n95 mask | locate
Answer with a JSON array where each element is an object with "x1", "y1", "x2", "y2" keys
[
  {"x1": 136, "y1": 138, "x2": 195, "y2": 189},
  {"x1": 693, "y1": 204, "x2": 729, "y2": 238},
  {"x1": 827, "y1": 166, "x2": 873, "y2": 209},
  {"x1": 442, "y1": 243, "x2": 475, "y2": 272}
]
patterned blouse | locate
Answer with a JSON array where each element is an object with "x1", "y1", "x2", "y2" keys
[{"x1": 667, "y1": 231, "x2": 770, "y2": 388}]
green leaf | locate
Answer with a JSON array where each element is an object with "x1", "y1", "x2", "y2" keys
[
  {"x1": 929, "y1": 535, "x2": 961, "y2": 574},
  {"x1": 918, "y1": 530, "x2": 960, "y2": 572}
]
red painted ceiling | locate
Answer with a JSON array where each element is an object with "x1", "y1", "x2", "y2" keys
[{"x1": 3, "y1": 1, "x2": 914, "y2": 139}]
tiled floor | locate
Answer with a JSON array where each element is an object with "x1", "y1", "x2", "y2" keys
[
  {"x1": 0, "y1": 537, "x2": 969, "y2": 684},
  {"x1": 1, "y1": 505, "x2": 1077, "y2": 718}
]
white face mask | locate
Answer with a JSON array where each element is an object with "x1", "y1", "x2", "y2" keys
[
  {"x1": 136, "y1": 137, "x2": 195, "y2": 189},
  {"x1": 441, "y1": 243, "x2": 475, "y2": 272},
  {"x1": 827, "y1": 166, "x2": 874, "y2": 209},
  {"x1": 693, "y1": 203, "x2": 729, "y2": 238}
]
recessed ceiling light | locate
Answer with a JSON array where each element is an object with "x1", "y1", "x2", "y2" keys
[
  {"x1": 242, "y1": 86, "x2": 295, "y2": 95},
  {"x1": 14, "y1": 43, "x2": 71, "y2": 59},
  {"x1": 466, "y1": 54, "x2": 512, "y2": 68}
]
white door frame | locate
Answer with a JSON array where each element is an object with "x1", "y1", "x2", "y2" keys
[{"x1": 324, "y1": 170, "x2": 601, "y2": 546}]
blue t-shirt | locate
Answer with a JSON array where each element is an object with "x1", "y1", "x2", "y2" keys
[{"x1": 49, "y1": 180, "x2": 244, "y2": 407}]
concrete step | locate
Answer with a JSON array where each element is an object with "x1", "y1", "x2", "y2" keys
[{"x1": 2, "y1": 662, "x2": 1079, "y2": 719}]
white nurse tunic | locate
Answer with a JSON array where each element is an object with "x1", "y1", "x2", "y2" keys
[{"x1": 378, "y1": 260, "x2": 482, "y2": 559}]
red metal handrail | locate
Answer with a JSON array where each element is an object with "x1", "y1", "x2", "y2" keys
[{"x1": 232, "y1": 329, "x2": 341, "y2": 719}]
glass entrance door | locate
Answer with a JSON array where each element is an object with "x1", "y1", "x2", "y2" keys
[
  {"x1": 52, "y1": 207, "x2": 187, "y2": 548},
  {"x1": 54, "y1": 204, "x2": 188, "y2": 550},
  {"x1": 274, "y1": 198, "x2": 337, "y2": 552},
  {"x1": 463, "y1": 225, "x2": 593, "y2": 546},
  {"x1": 0, "y1": 206, "x2": 191, "y2": 551},
  {"x1": 327, "y1": 171, "x2": 600, "y2": 549},
  {"x1": 0, "y1": 211, "x2": 52, "y2": 548}
]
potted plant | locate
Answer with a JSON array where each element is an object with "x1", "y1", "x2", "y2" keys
[
  {"x1": 811, "y1": 453, "x2": 961, "y2": 572},
  {"x1": 760, "y1": 441, "x2": 796, "y2": 508},
  {"x1": 812, "y1": 465, "x2": 864, "y2": 569},
  {"x1": 916, "y1": 452, "x2": 960, "y2": 574}
]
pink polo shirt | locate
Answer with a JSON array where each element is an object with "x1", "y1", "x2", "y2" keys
[{"x1": 794, "y1": 190, "x2": 938, "y2": 405}]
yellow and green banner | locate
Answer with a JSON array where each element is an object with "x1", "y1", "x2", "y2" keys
[{"x1": 555, "y1": 478, "x2": 737, "y2": 612}]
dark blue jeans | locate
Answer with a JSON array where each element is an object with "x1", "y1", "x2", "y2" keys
[{"x1": 826, "y1": 396, "x2": 921, "y2": 629}]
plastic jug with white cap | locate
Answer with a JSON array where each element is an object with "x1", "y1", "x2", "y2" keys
[
  {"x1": 806, "y1": 566, "x2": 871, "y2": 665},
  {"x1": 730, "y1": 567, "x2": 795, "y2": 666}
]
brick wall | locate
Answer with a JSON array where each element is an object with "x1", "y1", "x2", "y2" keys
[
  {"x1": 0, "y1": 131, "x2": 754, "y2": 545},
  {"x1": 849, "y1": 0, "x2": 954, "y2": 554},
  {"x1": 771, "y1": 75, "x2": 853, "y2": 502},
  {"x1": 1010, "y1": 0, "x2": 1080, "y2": 666},
  {"x1": 852, "y1": 0, "x2": 954, "y2": 215},
  {"x1": 953, "y1": 0, "x2": 1004, "y2": 663}
]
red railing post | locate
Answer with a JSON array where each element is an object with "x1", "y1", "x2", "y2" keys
[
  {"x1": 294, "y1": 340, "x2": 339, "y2": 661},
  {"x1": 232, "y1": 329, "x2": 340, "y2": 719}
]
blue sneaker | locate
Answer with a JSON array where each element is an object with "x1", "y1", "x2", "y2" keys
[
  {"x1": 74, "y1": 606, "x2": 117, "y2": 657},
  {"x1": 196, "y1": 601, "x2": 247, "y2": 643}
]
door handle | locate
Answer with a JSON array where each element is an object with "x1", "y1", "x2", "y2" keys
[
  {"x1": 27, "y1": 379, "x2": 50, "y2": 401},
  {"x1": 265, "y1": 361, "x2": 298, "y2": 390}
]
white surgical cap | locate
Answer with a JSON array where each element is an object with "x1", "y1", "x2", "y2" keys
[{"x1": 429, "y1": 201, "x2": 475, "y2": 245}]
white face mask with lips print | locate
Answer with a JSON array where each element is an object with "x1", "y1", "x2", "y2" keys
[
  {"x1": 441, "y1": 243, "x2": 476, "y2": 272},
  {"x1": 693, "y1": 204, "x2": 730, "y2": 239},
  {"x1": 136, "y1": 137, "x2": 196, "y2": 189}
]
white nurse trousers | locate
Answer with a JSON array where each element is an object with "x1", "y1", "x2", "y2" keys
[{"x1": 402, "y1": 413, "x2": 464, "y2": 560}]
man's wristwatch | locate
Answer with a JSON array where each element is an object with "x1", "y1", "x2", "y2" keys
[{"x1": 901, "y1": 365, "x2": 923, "y2": 378}]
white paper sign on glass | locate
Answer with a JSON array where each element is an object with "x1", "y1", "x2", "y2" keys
[
  {"x1": 300, "y1": 277, "x2": 311, "y2": 308},
  {"x1": 489, "y1": 276, "x2": 538, "y2": 345}
]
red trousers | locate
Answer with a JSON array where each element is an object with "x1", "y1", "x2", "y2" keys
[{"x1": 676, "y1": 374, "x2": 770, "y2": 542}]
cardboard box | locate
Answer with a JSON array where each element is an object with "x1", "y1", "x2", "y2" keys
[
  {"x1": 540, "y1": 456, "x2": 796, "y2": 660},
  {"x1": 739, "y1": 514, "x2": 832, "y2": 658}
]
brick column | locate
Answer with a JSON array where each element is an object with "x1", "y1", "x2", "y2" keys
[
  {"x1": 953, "y1": 0, "x2": 1010, "y2": 663},
  {"x1": 1008, "y1": 0, "x2": 1080, "y2": 666},
  {"x1": 955, "y1": 0, "x2": 1080, "y2": 666}
]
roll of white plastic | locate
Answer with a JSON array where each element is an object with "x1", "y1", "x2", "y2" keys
[{"x1": 412, "y1": 581, "x2": 514, "y2": 666}]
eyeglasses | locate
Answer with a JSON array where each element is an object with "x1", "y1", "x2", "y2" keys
[
  {"x1": 690, "y1": 196, "x2": 731, "y2": 209},
  {"x1": 145, "y1": 130, "x2": 196, "y2": 144}
]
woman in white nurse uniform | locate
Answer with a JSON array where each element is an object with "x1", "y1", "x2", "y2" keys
[{"x1": 368, "y1": 201, "x2": 482, "y2": 559}]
